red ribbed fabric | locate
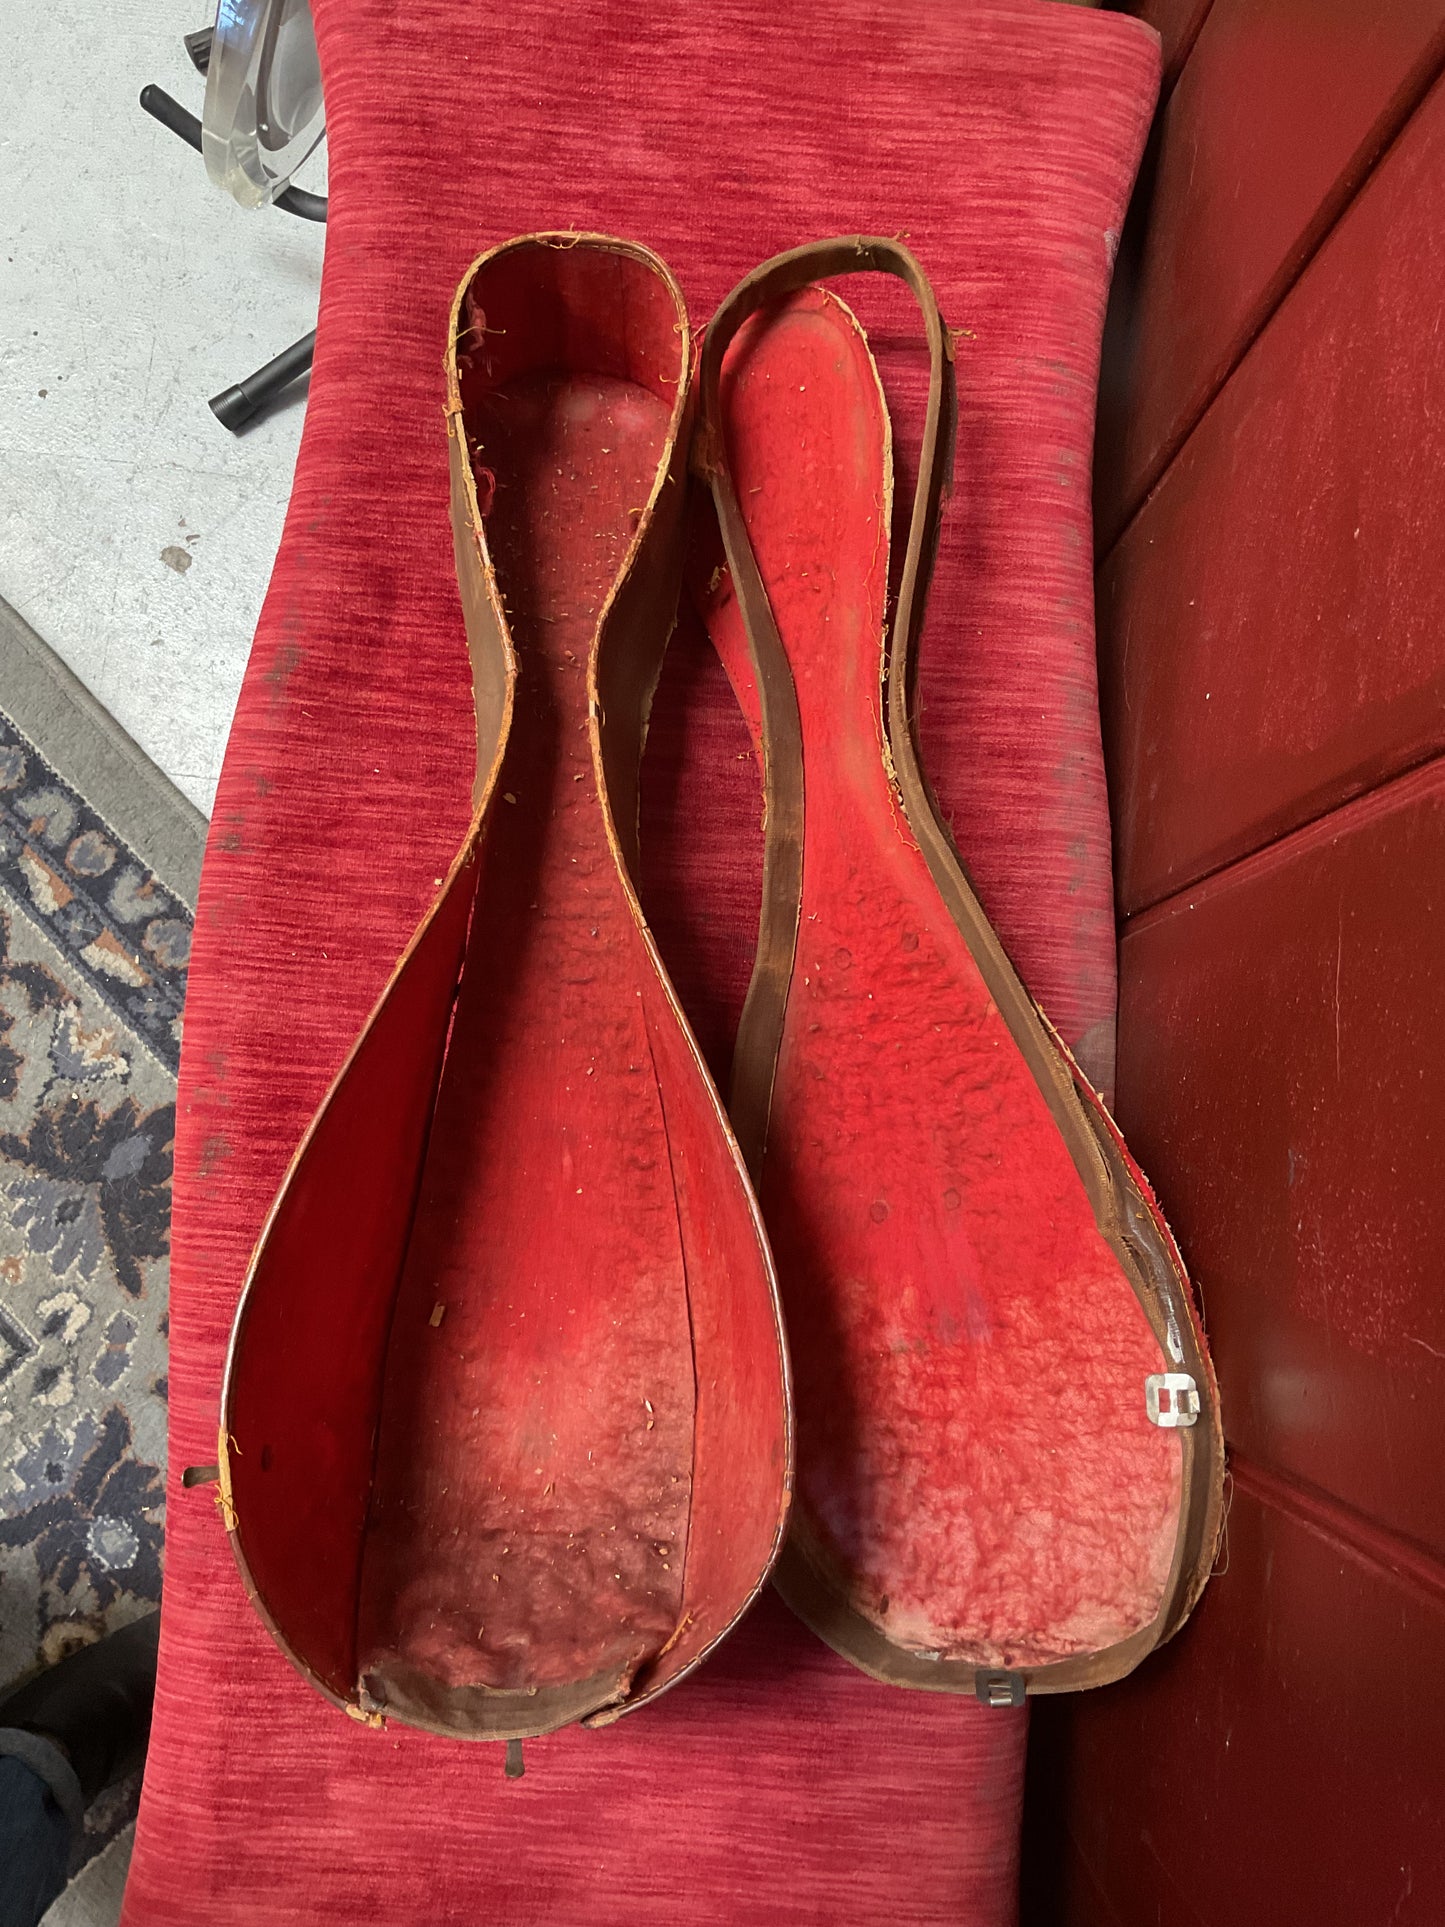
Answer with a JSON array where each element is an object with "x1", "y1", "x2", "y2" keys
[{"x1": 123, "y1": 6, "x2": 1157, "y2": 1921}]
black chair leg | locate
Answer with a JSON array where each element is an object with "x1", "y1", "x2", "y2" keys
[
  {"x1": 139, "y1": 67, "x2": 326, "y2": 432},
  {"x1": 209, "y1": 330, "x2": 317, "y2": 433}
]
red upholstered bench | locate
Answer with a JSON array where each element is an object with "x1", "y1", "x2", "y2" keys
[{"x1": 123, "y1": 5, "x2": 1157, "y2": 1920}]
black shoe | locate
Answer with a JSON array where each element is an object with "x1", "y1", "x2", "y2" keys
[{"x1": 0, "y1": 1612, "x2": 160, "y2": 1805}]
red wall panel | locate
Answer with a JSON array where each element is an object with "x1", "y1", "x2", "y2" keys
[
  {"x1": 1129, "y1": 0, "x2": 1214, "y2": 81},
  {"x1": 1032, "y1": 1483, "x2": 1445, "y2": 1927},
  {"x1": 1042, "y1": 762, "x2": 1445, "y2": 1927},
  {"x1": 1071, "y1": 11, "x2": 1445, "y2": 1927},
  {"x1": 1098, "y1": 0, "x2": 1445, "y2": 541},
  {"x1": 1117, "y1": 759, "x2": 1445, "y2": 1558},
  {"x1": 1099, "y1": 67, "x2": 1445, "y2": 915}
]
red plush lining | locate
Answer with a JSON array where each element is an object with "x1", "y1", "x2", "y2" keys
[
  {"x1": 701, "y1": 292, "x2": 1179, "y2": 1668},
  {"x1": 223, "y1": 247, "x2": 789, "y2": 1729},
  {"x1": 352, "y1": 258, "x2": 693, "y2": 1702},
  {"x1": 220, "y1": 872, "x2": 476, "y2": 1700}
]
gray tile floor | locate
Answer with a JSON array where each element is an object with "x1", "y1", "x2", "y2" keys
[{"x1": 1, "y1": 0, "x2": 327, "y2": 815}]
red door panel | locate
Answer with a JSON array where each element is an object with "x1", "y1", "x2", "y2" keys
[
  {"x1": 1130, "y1": 0, "x2": 1214, "y2": 81},
  {"x1": 1099, "y1": 69, "x2": 1445, "y2": 915},
  {"x1": 1034, "y1": 1483, "x2": 1445, "y2": 1927},
  {"x1": 1098, "y1": 0, "x2": 1445, "y2": 542},
  {"x1": 1117, "y1": 758, "x2": 1445, "y2": 1557}
]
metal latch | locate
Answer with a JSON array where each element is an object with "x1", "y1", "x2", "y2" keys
[
  {"x1": 976, "y1": 1670, "x2": 1026, "y2": 1708},
  {"x1": 1145, "y1": 1372, "x2": 1200, "y2": 1428}
]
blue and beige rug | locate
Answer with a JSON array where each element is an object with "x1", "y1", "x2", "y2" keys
[{"x1": 0, "y1": 599, "x2": 204, "y2": 1878}]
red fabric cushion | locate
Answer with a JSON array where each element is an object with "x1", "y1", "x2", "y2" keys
[{"x1": 123, "y1": 4, "x2": 1157, "y2": 1922}]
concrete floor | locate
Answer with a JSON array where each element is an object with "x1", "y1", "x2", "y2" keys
[{"x1": 1, "y1": 0, "x2": 328, "y2": 815}]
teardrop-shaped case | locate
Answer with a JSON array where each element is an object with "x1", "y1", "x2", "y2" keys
[{"x1": 220, "y1": 234, "x2": 792, "y2": 1743}]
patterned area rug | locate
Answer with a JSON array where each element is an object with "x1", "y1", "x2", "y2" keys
[{"x1": 0, "y1": 700, "x2": 194, "y2": 1870}]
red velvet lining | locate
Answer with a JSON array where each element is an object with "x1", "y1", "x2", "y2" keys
[
  {"x1": 355, "y1": 370, "x2": 689, "y2": 1699},
  {"x1": 699, "y1": 293, "x2": 1178, "y2": 1665},
  {"x1": 224, "y1": 251, "x2": 792, "y2": 1725},
  {"x1": 221, "y1": 864, "x2": 478, "y2": 1702}
]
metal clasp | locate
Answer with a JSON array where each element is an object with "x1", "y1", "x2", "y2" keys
[
  {"x1": 976, "y1": 1670, "x2": 1026, "y2": 1708},
  {"x1": 1146, "y1": 1372, "x2": 1200, "y2": 1428}
]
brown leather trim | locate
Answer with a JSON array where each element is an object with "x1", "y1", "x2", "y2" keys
[
  {"x1": 696, "y1": 236, "x2": 1224, "y2": 1696},
  {"x1": 358, "y1": 1658, "x2": 635, "y2": 1744}
]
